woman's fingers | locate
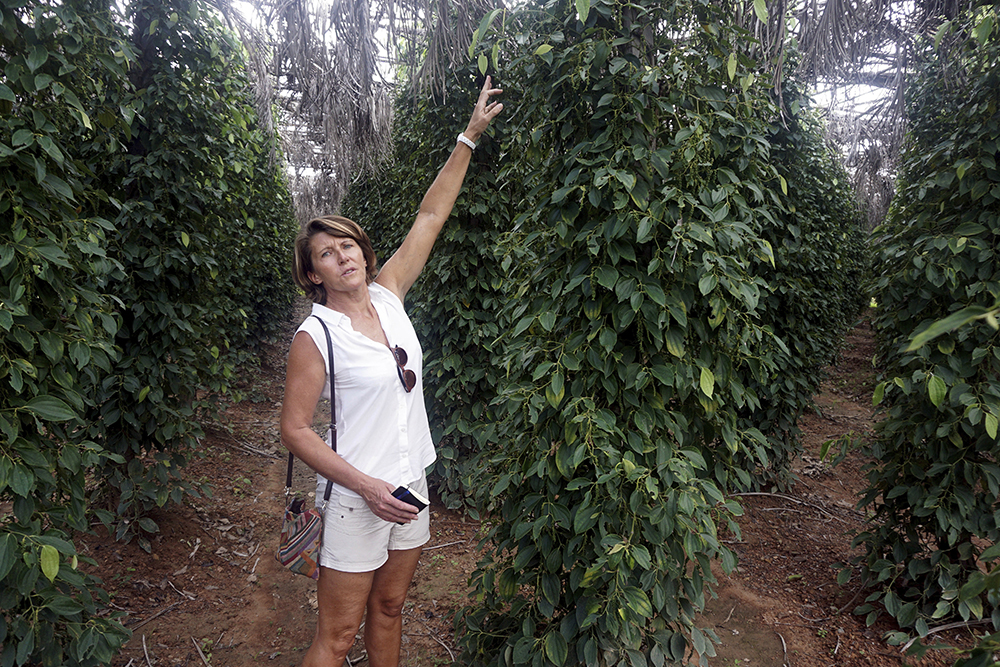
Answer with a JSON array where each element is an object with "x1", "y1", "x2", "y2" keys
[
  {"x1": 465, "y1": 76, "x2": 504, "y2": 138},
  {"x1": 364, "y1": 480, "x2": 419, "y2": 523}
]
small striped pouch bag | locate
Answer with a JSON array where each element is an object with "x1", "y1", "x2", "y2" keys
[{"x1": 277, "y1": 496, "x2": 325, "y2": 578}]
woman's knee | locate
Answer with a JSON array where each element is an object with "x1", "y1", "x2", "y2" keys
[
  {"x1": 369, "y1": 593, "x2": 406, "y2": 619},
  {"x1": 312, "y1": 622, "x2": 359, "y2": 657}
]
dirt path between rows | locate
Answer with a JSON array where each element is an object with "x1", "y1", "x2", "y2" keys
[{"x1": 84, "y1": 313, "x2": 975, "y2": 667}]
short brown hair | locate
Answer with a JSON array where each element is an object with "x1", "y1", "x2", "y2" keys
[{"x1": 293, "y1": 215, "x2": 379, "y2": 304}]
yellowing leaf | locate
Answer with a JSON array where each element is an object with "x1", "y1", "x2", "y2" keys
[
  {"x1": 40, "y1": 544, "x2": 59, "y2": 582},
  {"x1": 986, "y1": 413, "x2": 998, "y2": 440},
  {"x1": 699, "y1": 367, "x2": 715, "y2": 399},
  {"x1": 545, "y1": 372, "x2": 565, "y2": 408},
  {"x1": 927, "y1": 374, "x2": 947, "y2": 408},
  {"x1": 779, "y1": 175, "x2": 788, "y2": 195},
  {"x1": 468, "y1": 29, "x2": 479, "y2": 59},
  {"x1": 181, "y1": 231, "x2": 190, "y2": 247},
  {"x1": 535, "y1": 44, "x2": 553, "y2": 56},
  {"x1": 727, "y1": 52, "x2": 737, "y2": 81},
  {"x1": 478, "y1": 53, "x2": 488, "y2": 75},
  {"x1": 873, "y1": 381, "x2": 885, "y2": 406},
  {"x1": 753, "y1": 0, "x2": 768, "y2": 23}
]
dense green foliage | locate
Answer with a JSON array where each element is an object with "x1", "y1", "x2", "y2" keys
[
  {"x1": 83, "y1": 0, "x2": 298, "y2": 547},
  {"x1": 863, "y1": 3, "x2": 1000, "y2": 642},
  {"x1": 1, "y1": 0, "x2": 133, "y2": 662},
  {"x1": 1, "y1": 0, "x2": 296, "y2": 662},
  {"x1": 347, "y1": 0, "x2": 868, "y2": 664}
]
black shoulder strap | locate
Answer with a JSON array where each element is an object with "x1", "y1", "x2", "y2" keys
[{"x1": 284, "y1": 315, "x2": 335, "y2": 503}]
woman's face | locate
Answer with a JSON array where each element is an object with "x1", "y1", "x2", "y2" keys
[{"x1": 307, "y1": 232, "x2": 368, "y2": 295}]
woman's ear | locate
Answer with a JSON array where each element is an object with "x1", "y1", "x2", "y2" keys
[{"x1": 307, "y1": 271, "x2": 322, "y2": 285}]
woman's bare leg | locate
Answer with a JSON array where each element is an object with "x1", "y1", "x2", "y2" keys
[
  {"x1": 364, "y1": 547, "x2": 423, "y2": 667},
  {"x1": 303, "y1": 566, "x2": 374, "y2": 667}
]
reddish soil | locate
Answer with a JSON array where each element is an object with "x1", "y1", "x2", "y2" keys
[{"x1": 81, "y1": 313, "x2": 977, "y2": 667}]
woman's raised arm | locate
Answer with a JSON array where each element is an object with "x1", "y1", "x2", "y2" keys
[{"x1": 375, "y1": 76, "x2": 504, "y2": 302}]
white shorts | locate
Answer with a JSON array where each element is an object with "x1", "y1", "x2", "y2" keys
[{"x1": 318, "y1": 474, "x2": 431, "y2": 573}]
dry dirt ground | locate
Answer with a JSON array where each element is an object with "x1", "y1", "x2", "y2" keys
[{"x1": 80, "y1": 313, "x2": 979, "y2": 667}]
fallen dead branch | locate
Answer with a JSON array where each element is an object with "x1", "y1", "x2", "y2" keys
[
  {"x1": 900, "y1": 618, "x2": 993, "y2": 652},
  {"x1": 776, "y1": 630, "x2": 789, "y2": 666},
  {"x1": 129, "y1": 601, "x2": 182, "y2": 630},
  {"x1": 732, "y1": 491, "x2": 850, "y2": 524},
  {"x1": 405, "y1": 610, "x2": 456, "y2": 662},
  {"x1": 203, "y1": 424, "x2": 280, "y2": 458},
  {"x1": 424, "y1": 540, "x2": 468, "y2": 551}
]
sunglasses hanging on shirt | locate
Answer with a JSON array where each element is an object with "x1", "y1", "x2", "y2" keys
[{"x1": 392, "y1": 345, "x2": 416, "y2": 392}]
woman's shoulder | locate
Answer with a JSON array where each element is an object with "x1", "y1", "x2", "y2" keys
[
  {"x1": 295, "y1": 303, "x2": 341, "y2": 338},
  {"x1": 369, "y1": 282, "x2": 405, "y2": 310}
]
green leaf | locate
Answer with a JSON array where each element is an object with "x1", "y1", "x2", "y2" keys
[
  {"x1": 535, "y1": 44, "x2": 553, "y2": 56},
  {"x1": 40, "y1": 544, "x2": 59, "y2": 582},
  {"x1": 475, "y1": 8, "x2": 503, "y2": 48},
  {"x1": 546, "y1": 373, "x2": 565, "y2": 408},
  {"x1": 906, "y1": 305, "x2": 995, "y2": 351},
  {"x1": 27, "y1": 45, "x2": 49, "y2": 72},
  {"x1": 622, "y1": 586, "x2": 653, "y2": 618},
  {"x1": 753, "y1": 0, "x2": 768, "y2": 22},
  {"x1": 23, "y1": 395, "x2": 77, "y2": 422},
  {"x1": 927, "y1": 375, "x2": 946, "y2": 408},
  {"x1": 576, "y1": 0, "x2": 591, "y2": 24},
  {"x1": 699, "y1": 367, "x2": 715, "y2": 398},
  {"x1": 46, "y1": 596, "x2": 84, "y2": 616},
  {"x1": 0, "y1": 533, "x2": 17, "y2": 580},
  {"x1": 934, "y1": 20, "x2": 952, "y2": 49},
  {"x1": 636, "y1": 216, "x2": 654, "y2": 243},
  {"x1": 0, "y1": 83, "x2": 14, "y2": 102},
  {"x1": 544, "y1": 630, "x2": 568, "y2": 666},
  {"x1": 36, "y1": 535, "x2": 76, "y2": 555},
  {"x1": 974, "y1": 14, "x2": 995, "y2": 46},
  {"x1": 43, "y1": 173, "x2": 74, "y2": 200},
  {"x1": 595, "y1": 266, "x2": 618, "y2": 290}
]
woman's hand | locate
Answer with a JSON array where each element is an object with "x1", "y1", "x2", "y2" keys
[
  {"x1": 461, "y1": 75, "x2": 504, "y2": 144},
  {"x1": 358, "y1": 477, "x2": 420, "y2": 524}
]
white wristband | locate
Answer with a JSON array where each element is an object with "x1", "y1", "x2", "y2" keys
[{"x1": 457, "y1": 133, "x2": 477, "y2": 151}]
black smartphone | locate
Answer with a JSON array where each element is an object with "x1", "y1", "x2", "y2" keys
[{"x1": 391, "y1": 485, "x2": 429, "y2": 511}]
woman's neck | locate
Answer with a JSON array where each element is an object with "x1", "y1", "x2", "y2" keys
[{"x1": 324, "y1": 285, "x2": 389, "y2": 346}]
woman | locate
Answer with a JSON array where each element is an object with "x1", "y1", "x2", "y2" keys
[{"x1": 280, "y1": 76, "x2": 503, "y2": 667}]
